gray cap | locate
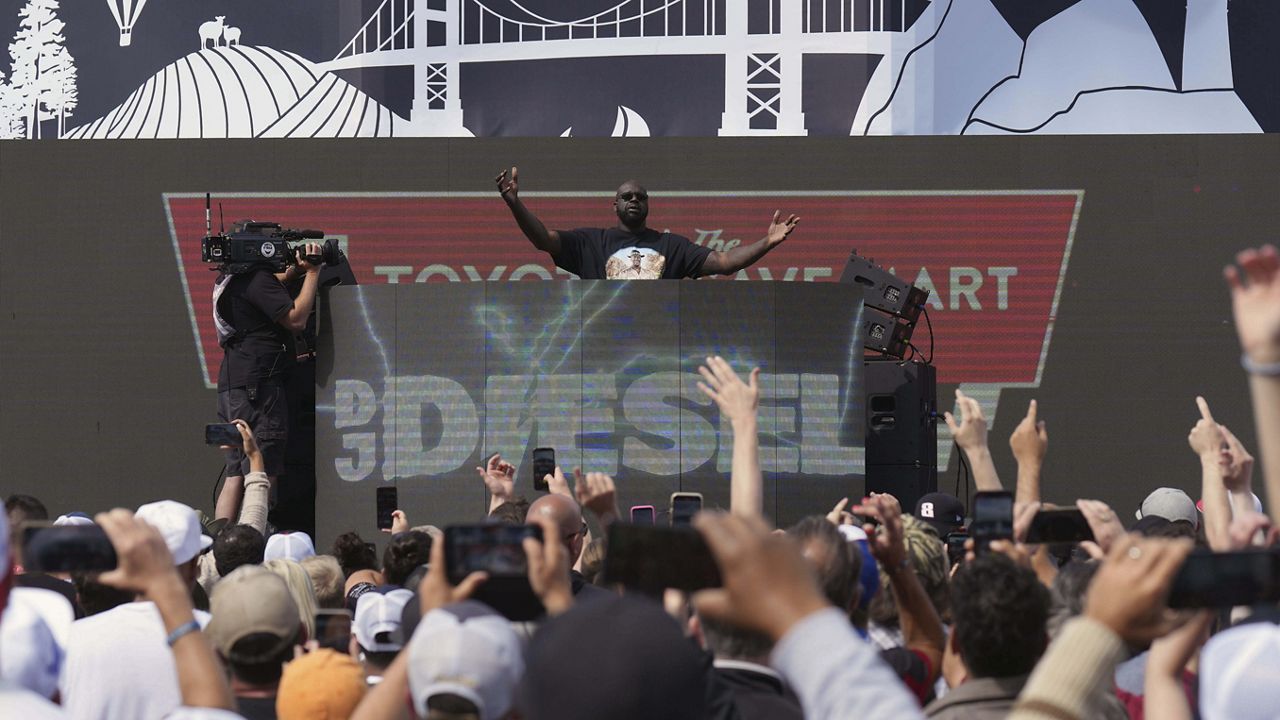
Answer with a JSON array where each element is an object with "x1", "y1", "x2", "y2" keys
[{"x1": 1135, "y1": 487, "x2": 1198, "y2": 528}]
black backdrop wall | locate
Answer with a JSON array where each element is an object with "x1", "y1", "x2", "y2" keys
[{"x1": 1, "y1": 135, "x2": 1277, "y2": 547}]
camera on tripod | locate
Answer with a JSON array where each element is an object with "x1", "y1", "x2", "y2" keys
[{"x1": 201, "y1": 221, "x2": 345, "y2": 275}]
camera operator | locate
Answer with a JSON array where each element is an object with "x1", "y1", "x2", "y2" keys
[{"x1": 213, "y1": 240, "x2": 324, "y2": 522}]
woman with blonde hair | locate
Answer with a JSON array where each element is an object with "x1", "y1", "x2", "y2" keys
[{"x1": 264, "y1": 558, "x2": 319, "y2": 641}]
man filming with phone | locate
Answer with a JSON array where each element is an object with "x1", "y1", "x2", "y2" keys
[{"x1": 213, "y1": 237, "x2": 324, "y2": 522}]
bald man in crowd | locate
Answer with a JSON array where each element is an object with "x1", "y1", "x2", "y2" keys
[{"x1": 526, "y1": 494, "x2": 608, "y2": 600}]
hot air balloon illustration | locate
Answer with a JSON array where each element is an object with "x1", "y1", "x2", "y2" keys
[{"x1": 106, "y1": 0, "x2": 149, "y2": 47}]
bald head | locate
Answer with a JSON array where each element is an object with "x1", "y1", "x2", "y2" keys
[{"x1": 528, "y1": 494, "x2": 586, "y2": 564}]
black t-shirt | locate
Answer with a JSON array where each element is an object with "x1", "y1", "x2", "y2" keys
[
  {"x1": 215, "y1": 269, "x2": 295, "y2": 391},
  {"x1": 553, "y1": 227, "x2": 713, "y2": 279}
]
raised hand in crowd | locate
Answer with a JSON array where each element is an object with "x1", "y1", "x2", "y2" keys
[
  {"x1": 697, "y1": 355, "x2": 763, "y2": 516},
  {"x1": 478, "y1": 452, "x2": 516, "y2": 513},
  {"x1": 1010, "y1": 535, "x2": 1194, "y2": 720},
  {"x1": 546, "y1": 465, "x2": 572, "y2": 498},
  {"x1": 692, "y1": 512, "x2": 828, "y2": 641},
  {"x1": 944, "y1": 389, "x2": 1002, "y2": 491},
  {"x1": 1226, "y1": 510, "x2": 1277, "y2": 550},
  {"x1": 1225, "y1": 244, "x2": 1280, "y2": 525},
  {"x1": 693, "y1": 511, "x2": 926, "y2": 718},
  {"x1": 524, "y1": 514, "x2": 574, "y2": 616},
  {"x1": 418, "y1": 529, "x2": 487, "y2": 616},
  {"x1": 96, "y1": 509, "x2": 235, "y2": 712},
  {"x1": 573, "y1": 470, "x2": 620, "y2": 527},
  {"x1": 1190, "y1": 396, "x2": 1234, "y2": 550},
  {"x1": 1084, "y1": 535, "x2": 1194, "y2": 644},
  {"x1": 826, "y1": 497, "x2": 856, "y2": 526},
  {"x1": 1076, "y1": 498, "x2": 1125, "y2": 557},
  {"x1": 1219, "y1": 424, "x2": 1260, "y2": 520},
  {"x1": 1143, "y1": 610, "x2": 1213, "y2": 720},
  {"x1": 855, "y1": 492, "x2": 947, "y2": 675},
  {"x1": 1009, "y1": 399, "x2": 1048, "y2": 504}
]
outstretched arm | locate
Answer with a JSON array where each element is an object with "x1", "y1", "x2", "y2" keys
[
  {"x1": 1188, "y1": 396, "x2": 1233, "y2": 551},
  {"x1": 700, "y1": 211, "x2": 799, "y2": 275},
  {"x1": 1225, "y1": 245, "x2": 1280, "y2": 525},
  {"x1": 944, "y1": 389, "x2": 1002, "y2": 491},
  {"x1": 496, "y1": 166, "x2": 562, "y2": 256},
  {"x1": 1009, "y1": 399, "x2": 1048, "y2": 505},
  {"x1": 697, "y1": 356, "x2": 762, "y2": 517}
]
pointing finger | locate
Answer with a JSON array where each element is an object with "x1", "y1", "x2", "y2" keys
[{"x1": 1196, "y1": 396, "x2": 1215, "y2": 423}]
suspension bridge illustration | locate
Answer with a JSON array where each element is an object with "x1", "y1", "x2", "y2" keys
[{"x1": 317, "y1": 0, "x2": 920, "y2": 136}]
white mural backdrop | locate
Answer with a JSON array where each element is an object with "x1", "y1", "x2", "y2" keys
[{"x1": 0, "y1": 0, "x2": 1274, "y2": 139}]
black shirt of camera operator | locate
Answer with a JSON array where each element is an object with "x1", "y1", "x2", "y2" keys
[{"x1": 215, "y1": 269, "x2": 295, "y2": 392}]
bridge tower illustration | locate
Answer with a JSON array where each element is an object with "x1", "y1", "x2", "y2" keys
[{"x1": 321, "y1": 0, "x2": 914, "y2": 136}]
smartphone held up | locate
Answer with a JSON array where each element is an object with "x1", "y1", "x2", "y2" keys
[{"x1": 22, "y1": 522, "x2": 118, "y2": 573}]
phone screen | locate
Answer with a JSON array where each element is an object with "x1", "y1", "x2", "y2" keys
[
  {"x1": 631, "y1": 506, "x2": 656, "y2": 525},
  {"x1": 1169, "y1": 548, "x2": 1280, "y2": 608},
  {"x1": 945, "y1": 531, "x2": 968, "y2": 567},
  {"x1": 314, "y1": 610, "x2": 353, "y2": 653},
  {"x1": 1025, "y1": 508, "x2": 1094, "y2": 544},
  {"x1": 205, "y1": 422, "x2": 241, "y2": 446},
  {"x1": 376, "y1": 486, "x2": 398, "y2": 531},
  {"x1": 603, "y1": 523, "x2": 722, "y2": 593},
  {"x1": 670, "y1": 494, "x2": 702, "y2": 527},
  {"x1": 22, "y1": 524, "x2": 118, "y2": 573},
  {"x1": 444, "y1": 524, "x2": 544, "y2": 621},
  {"x1": 532, "y1": 448, "x2": 555, "y2": 493},
  {"x1": 970, "y1": 491, "x2": 1013, "y2": 549}
]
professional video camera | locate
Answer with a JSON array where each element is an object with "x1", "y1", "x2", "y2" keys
[{"x1": 201, "y1": 220, "x2": 346, "y2": 275}]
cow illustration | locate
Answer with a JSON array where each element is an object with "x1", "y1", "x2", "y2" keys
[
  {"x1": 199, "y1": 17, "x2": 225, "y2": 49},
  {"x1": 223, "y1": 26, "x2": 241, "y2": 46}
]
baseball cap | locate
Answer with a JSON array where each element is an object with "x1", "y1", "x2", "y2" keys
[
  {"x1": 1135, "y1": 488, "x2": 1199, "y2": 528},
  {"x1": 914, "y1": 492, "x2": 966, "y2": 538},
  {"x1": 353, "y1": 588, "x2": 413, "y2": 653},
  {"x1": 276, "y1": 648, "x2": 368, "y2": 720},
  {"x1": 408, "y1": 601, "x2": 524, "y2": 720},
  {"x1": 1200, "y1": 622, "x2": 1280, "y2": 720},
  {"x1": 205, "y1": 566, "x2": 301, "y2": 660},
  {"x1": 53, "y1": 512, "x2": 94, "y2": 527},
  {"x1": 135, "y1": 500, "x2": 214, "y2": 565},
  {"x1": 265, "y1": 532, "x2": 317, "y2": 563},
  {"x1": 0, "y1": 586, "x2": 74, "y2": 698}
]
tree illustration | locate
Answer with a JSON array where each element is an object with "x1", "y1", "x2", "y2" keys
[
  {"x1": 8, "y1": 0, "x2": 77, "y2": 139},
  {"x1": 0, "y1": 69, "x2": 24, "y2": 139}
]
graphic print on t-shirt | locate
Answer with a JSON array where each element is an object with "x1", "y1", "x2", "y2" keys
[{"x1": 605, "y1": 247, "x2": 666, "y2": 279}]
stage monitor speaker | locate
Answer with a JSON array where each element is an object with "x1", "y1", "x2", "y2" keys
[{"x1": 865, "y1": 359, "x2": 937, "y2": 509}]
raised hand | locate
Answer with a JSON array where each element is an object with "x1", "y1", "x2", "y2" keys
[
  {"x1": 1226, "y1": 244, "x2": 1280, "y2": 364},
  {"x1": 1219, "y1": 425, "x2": 1255, "y2": 494},
  {"x1": 691, "y1": 512, "x2": 829, "y2": 642},
  {"x1": 418, "y1": 530, "x2": 487, "y2": 614},
  {"x1": 765, "y1": 210, "x2": 800, "y2": 246},
  {"x1": 477, "y1": 452, "x2": 515, "y2": 510},
  {"x1": 1188, "y1": 396, "x2": 1227, "y2": 459},
  {"x1": 574, "y1": 471, "x2": 620, "y2": 522},
  {"x1": 1009, "y1": 399, "x2": 1048, "y2": 465},
  {"x1": 495, "y1": 166, "x2": 519, "y2": 202},
  {"x1": 697, "y1": 356, "x2": 760, "y2": 427},
  {"x1": 826, "y1": 497, "x2": 854, "y2": 526},
  {"x1": 524, "y1": 515, "x2": 574, "y2": 616},
  {"x1": 1084, "y1": 535, "x2": 1194, "y2": 644},
  {"x1": 944, "y1": 389, "x2": 989, "y2": 453},
  {"x1": 1076, "y1": 499, "x2": 1125, "y2": 554},
  {"x1": 96, "y1": 509, "x2": 180, "y2": 596},
  {"x1": 547, "y1": 466, "x2": 571, "y2": 498},
  {"x1": 851, "y1": 493, "x2": 907, "y2": 571}
]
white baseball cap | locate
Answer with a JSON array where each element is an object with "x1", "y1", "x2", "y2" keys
[
  {"x1": 408, "y1": 601, "x2": 524, "y2": 720},
  {"x1": 135, "y1": 500, "x2": 213, "y2": 565},
  {"x1": 353, "y1": 588, "x2": 413, "y2": 653},
  {"x1": 265, "y1": 532, "x2": 317, "y2": 563},
  {"x1": 1200, "y1": 622, "x2": 1280, "y2": 719}
]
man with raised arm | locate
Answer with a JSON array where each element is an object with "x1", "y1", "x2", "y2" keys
[{"x1": 496, "y1": 167, "x2": 799, "y2": 279}]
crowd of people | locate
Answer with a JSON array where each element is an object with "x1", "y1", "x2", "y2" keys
[{"x1": 4, "y1": 244, "x2": 1280, "y2": 719}]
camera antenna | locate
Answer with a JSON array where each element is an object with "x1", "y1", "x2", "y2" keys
[
  {"x1": 219, "y1": 202, "x2": 225, "y2": 234},
  {"x1": 205, "y1": 193, "x2": 212, "y2": 236}
]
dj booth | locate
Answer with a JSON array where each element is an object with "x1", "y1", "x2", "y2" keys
[{"x1": 313, "y1": 281, "x2": 869, "y2": 542}]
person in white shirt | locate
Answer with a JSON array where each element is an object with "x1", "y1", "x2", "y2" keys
[{"x1": 60, "y1": 500, "x2": 213, "y2": 720}]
